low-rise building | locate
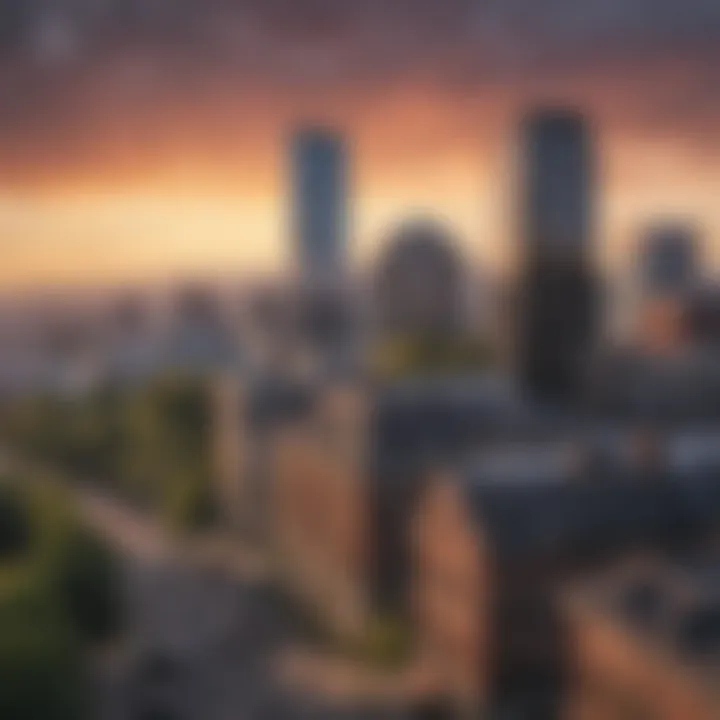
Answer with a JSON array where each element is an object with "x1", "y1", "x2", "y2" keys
[
  {"x1": 212, "y1": 372, "x2": 315, "y2": 537},
  {"x1": 272, "y1": 375, "x2": 521, "y2": 639},
  {"x1": 563, "y1": 557, "x2": 720, "y2": 720},
  {"x1": 585, "y1": 348, "x2": 720, "y2": 423},
  {"x1": 413, "y1": 444, "x2": 720, "y2": 717}
]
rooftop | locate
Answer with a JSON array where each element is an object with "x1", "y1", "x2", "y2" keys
[
  {"x1": 566, "y1": 557, "x2": 720, "y2": 701},
  {"x1": 455, "y1": 434, "x2": 720, "y2": 563}
]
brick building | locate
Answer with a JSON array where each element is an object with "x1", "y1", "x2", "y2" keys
[
  {"x1": 272, "y1": 376, "x2": 520, "y2": 639},
  {"x1": 212, "y1": 372, "x2": 316, "y2": 537},
  {"x1": 563, "y1": 557, "x2": 720, "y2": 720},
  {"x1": 212, "y1": 373, "x2": 248, "y2": 528},
  {"x1": 413, "y1": 446, "x2": 720, "y2": 717}
]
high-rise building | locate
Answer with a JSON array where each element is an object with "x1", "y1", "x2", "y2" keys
[
  {"x1": 522, "y1": 109, "x2": 594, "y2": 262},
  {"x1": 515, "y1": 108, "x2": 599, "y2": 404},
  {"x1": 290, "y1": 127, "x2": 348, "y2": 287},
  {"x1": 633, "y1": 223, "x2": 701, "y2": 353},
  {"x1": 637, "y1": 222, "x2": 698, "y2": 298}
]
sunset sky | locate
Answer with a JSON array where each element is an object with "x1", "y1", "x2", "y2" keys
[{"x1": 0, "y1": 0, "x2": 718, "y2": 289}]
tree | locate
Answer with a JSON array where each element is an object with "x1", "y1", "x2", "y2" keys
[
  {"x1": 50, "y1": 527, "x2": 123, "y2": 643},
  {"x1": 0, "y1": 481, "x2": 31, "y2": 559},
  {"x1": 0, "y1": 607, "x2": 85, "y2": 719}
]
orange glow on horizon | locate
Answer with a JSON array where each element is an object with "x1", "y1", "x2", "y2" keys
[{"x1": 0, "y1": 129, "x2": 717, "y2": 290}]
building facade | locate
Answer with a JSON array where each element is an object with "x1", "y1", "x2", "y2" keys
[
  {"x1": 637, "y1": 223, "x2": 699, "y2": 299},
  {"x1": 563, "y1": 558, "x2": 720, "y2": 720},
  {"x1": 515, "y1": 108, "x2": 599, "y2": 404},
  {"x1": 211, "y1": 372, "x2": 316, "y2": 537},
  {"x1": 290, "y1": 128, "x2": 348, "y2": 287},
  {"x1": 373, "y1": 217, "x2": 466, "y2": 340},
  {"x1": 273, "y1": 382, "x2": 371, "y2": 636},
  {"x1": 271, "y1": 377, "x2": 520, "y2": 640},
  {"x1": 412, "y1": 445, "x2": 720, "y2": 717}
]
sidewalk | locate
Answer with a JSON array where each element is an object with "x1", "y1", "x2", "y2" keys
[{"x1": 76, "y1": 488, "x2": 271, "y2": 583}]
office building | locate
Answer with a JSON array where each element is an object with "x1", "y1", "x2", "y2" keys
[
  {"x1": 638, "y1": 222, "x2": 699, "y2": 298},
  {"x1": 212, "y1": 371, "x2": 316, "y2": 537},
  {"x1": 165, "y1": 285, "x2": 239, "y2": 371},
  {"x1": 413, "y1": 443, "x2": 720, "y2": 716},
  {"x1": 563, "y1": 557, "x2": 720, "y2": 720},
  {"x1": 586, "y1": 344, "x2": 720, "y2": 421},
  {"x1": 515, "y1": 108, "x2": 599, "y2": 404},
  {"x1": 633, "y1": 223, "x2": 701, "y2": 353},
  {"x1": 373, "y1": 217, "x2": 465, "y2": 339},
  {"x1": 684, "y1": 281, "x2": 720, "y2": 348},
  {"x1": 272, "y1": 376, "x2": 520, "y2": 639},
  {"x1": 290, "y1": 127, "x2": 348, "y2": 287},
  {"x1": 521, "y1": 108, "x2": 595, "y2": 262}
]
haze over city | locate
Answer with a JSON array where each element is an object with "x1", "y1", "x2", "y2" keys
[
  {"x1": 0, "y1": 0, "x2": 718, "y2": 289},
  {"x1": 2, "y1": 3, "x2": 720, "y2": 720}
]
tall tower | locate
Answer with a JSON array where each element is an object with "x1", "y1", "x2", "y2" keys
[
  {"x1": 637, "y1": 222, "x2": 698, "y2": 298},
  {"x1": 634, "y1": 222, "x2": 700, "y2": 353},
  {"x1": 516, "y1": 108, "x2": 599, "y2": 404},
  {"x1": 290, "y1": 127, "x2": 348, "y2": 287},
  {"x1": 523, "y1": 109, "x2": 594, "y2": 263}
]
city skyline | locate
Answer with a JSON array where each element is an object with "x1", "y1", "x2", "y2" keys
[
  {"x1": 0, "y1": 0, "x2": 718, "y2": 289},
  {"x1": 1, "y1": 120, "x2": 717, "y2": 293}
]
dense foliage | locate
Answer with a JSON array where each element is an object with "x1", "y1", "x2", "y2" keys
[
  {"x1": 371, "y1": 334, "x2": 495, "y2": 378},
  {"x1": 0, "y1": 483, "x2": 31, "y2": 559},
  {"x1": 0, "y1": 389, "x2": 124, "y2": 482},
  {"x1": 0, "y1": 477, "x2": 123, "y2": 719},
  {"x1": 0, "y1": 373, "x2": 217, "y2": 532},
  {"x1": 0, "y1": 374, "x2": 218, "y2": 719},
  {"x1": 0, "y1": 602, "x2": 85, "y2": 720},
  {"x1": 121, "y1": 375, "x2": 216, "y2": 530},
  {"x1": 49, "y1": 526, "x2": 123, "y2": 643}
]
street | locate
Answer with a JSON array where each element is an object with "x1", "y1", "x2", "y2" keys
[{"x1": 81, "y1": 489, "x2": 409, "y2": 720}]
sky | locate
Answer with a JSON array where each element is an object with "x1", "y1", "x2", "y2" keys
[{"x1": 0, "y1": 0, "x2": 718, "y2": 289}]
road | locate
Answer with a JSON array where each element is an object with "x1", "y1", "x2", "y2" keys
[
  {"x1": 78, "y1": 489, "x2": 410, "y2": 720},
  {"x1": 76, "y1": 489, "x2": 269, "y2": 580}
]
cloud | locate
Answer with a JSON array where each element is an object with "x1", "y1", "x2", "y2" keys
[{"x1": 0, "y1": 0, "x2": 716, "y2": 189}]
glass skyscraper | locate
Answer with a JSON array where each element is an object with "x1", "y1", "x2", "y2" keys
[
  {"x1": 522, "y1": 109, "x2": 594, "y2": 262},
  {"x1": 290, "y1": 128, "x2": 348, "y2": 286},
  {"x1": 516, "y1": 108, "x2": 600, "y2": 404}
]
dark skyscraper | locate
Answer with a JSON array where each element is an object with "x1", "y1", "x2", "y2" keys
[
  {"x1": 516, "y1": 109, "x2": 599, "y2": 403},
  {"x1": 638, "y1": 222, "x2": 699, "y2": 298},
  {"x1": 290, "y1": 127, "x2": 348, "y2": 287},
  {"x1": 523, "y1": 109, "x2": 594, "y2": 262}
]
